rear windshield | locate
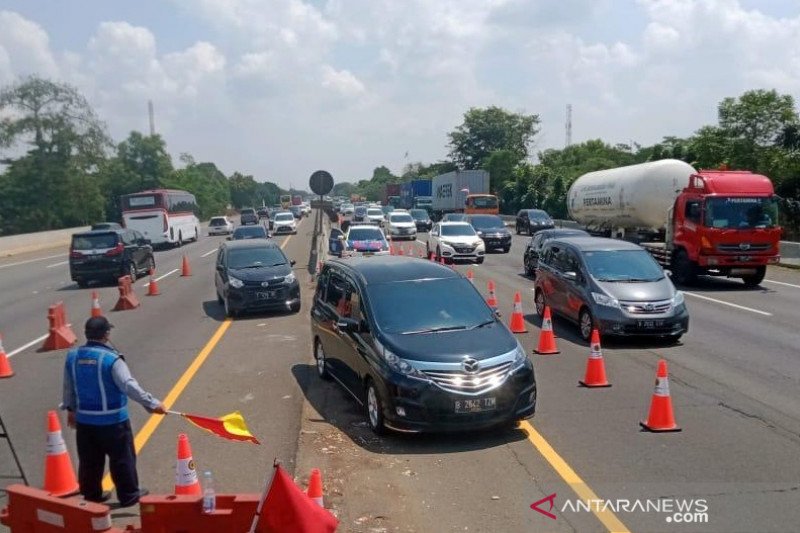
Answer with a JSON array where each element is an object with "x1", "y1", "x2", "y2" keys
[
  {"x1": 275, "y1": 213, "x2": 294, "y2": 221},
  {"x1": 390, "y1": 214, "x2": 413, "y2": 223},
  {"x1": 443, "y1": 214, "x2": 467, "y2": 222},
  {"x1": 233, "y1": 226, "x2": 267, "y2": 239},
  {"x1": 367, "y1": 209, "x2": 383, "y2": 217},
  {"x1": 355, "y1": 207, "x2": 368, "y2": 215},
  {"x1": 241, "y1": 209, "x2": 256, "y2": 215},
  {"x1": 72, "y1": 233, "x2": 119, "y2": 250},
  {"x1": 441, "y1": 224, "x2": 476, "y2": 236},
  {"x1": 410, "y1": 210, "x2": 428, "y2": 220},
  {"x1": 347, "y1": 228, "x2": 385, "y2": 241},
  {"x1": 227, "y1": 247, "x2": 286, "y2": 269},
  {"x1": 209, "y1": 218, "x2": 227, "y2": 226}
]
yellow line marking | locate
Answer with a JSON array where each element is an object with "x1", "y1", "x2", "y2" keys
[
  {"x1": 101, "y1": 229, "x2": 296, "y2": 490},
  {"x1": 519, "y1": 420, "x2": 631, "y2": 533}
]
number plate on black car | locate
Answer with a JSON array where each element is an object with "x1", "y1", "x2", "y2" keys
[
  {"x1": 454, "y1": 397, "x2": 496, "y2": 414},
  {"x1": 637, "y1": 320, "x2": 665, "y2": 329},
  {"x1": 256, "y1": 291, "x2": 276, "y2": 300}
]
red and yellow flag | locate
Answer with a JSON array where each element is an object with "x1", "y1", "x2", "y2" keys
[{"x1": 181, "y1": 411, "x2": 260, "y2": 444}]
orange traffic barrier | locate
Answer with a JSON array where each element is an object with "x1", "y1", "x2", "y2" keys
[
  {"x1": 0, "y1": 484, "x2": 124, "y2": 532},
  {"x1": 640, "y1": 360, "x2": 681, "y2": 432},
  {"x1": 508, "y1": 292, "x2": 528, "y2": 333},
  {"x1": 175, "y1": 433, "x2": 202, "y2": 495},
  {"x1": 181, "y1": 255, "x2": 192, "y2": 277},
  {"x1": 139, "y1": 493, "x2": 260, "y2": 532},
  {"x1": 579, "y1": 329, "x2": 611, "y2": 387},
  {"x1": 307, "y1": 468, "x2": 324, "y2": 507},
  {"x1": 112, "y1": 275, "x2": 140, "y2": 311},
  {"x1": 0, "y1": 334, "x2": 14, "y2": 378},
  {"x1": 43, "y1": 411, "x2": 79, "y2": 497},
  {"x1": 533, "y1": 305, "x2": 560, "y2": 355},
  {"x1": 486, "y1": 280, "x2": 498, "y2": 308},
  {"x1": 41, "y1": 302, "x2": 77, "y2": 351},
  {"x1": 91, "y1": 291, "x2": 103, "y2": 318},
  {"x1": 147, "y1": 270, "x2": 160, "y2": 296},
  {"x1": 466, "y1": 268, "x2": 474, "y2": 284}
]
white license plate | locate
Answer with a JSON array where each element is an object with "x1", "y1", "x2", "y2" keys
[
  {"x1": 455, "y1": 397, "x2": 496, "y2": 414},
  {"x1": 256, "y1": 291, "x2": 277, "y2": 300},
  {"x1": 637, "y1": 320, "x2": 665, "y2": 329}
]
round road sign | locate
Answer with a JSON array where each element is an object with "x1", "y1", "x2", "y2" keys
[{"x1": 309, "y1": 170, "x2": 334, "y2": 196}]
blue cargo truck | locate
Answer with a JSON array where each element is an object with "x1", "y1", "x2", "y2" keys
[{"x1": 399, "y1": 179, "x2": 433, "y2": 210}]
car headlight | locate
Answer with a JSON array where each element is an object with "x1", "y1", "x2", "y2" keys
[
  {"x1": 512, "y1": 343, "x2": 528, "y2": 370},
  {"x1": 440, "y1": 241, "x2": 455, "y2": 247},
  {"x1": 592, "y1": 292, "x2": 619, "y2": 308},
  {"x1": 672, "y1": 291, "x2": 684, "y2": 306},
  {"x1": 284, "y1": 272, "x2": 296, "y2": 284},
  {"x1": 228, "y1": 276, "x2": 244, "y2": 289},
  {"x1": 476, "y1": 230, "x2": 484, "y2": 236},
  {"x1": 381, "y1": 345, "x2": 428, "y2": 381}
]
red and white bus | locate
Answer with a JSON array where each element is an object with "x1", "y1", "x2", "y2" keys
[{"x1": 121, "y1": 189, "x2": 200, "y2": 247}]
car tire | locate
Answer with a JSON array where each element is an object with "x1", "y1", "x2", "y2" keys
[
  {"x1": 177, "y1": 232, "x2": 183, "y2": 248},
  {"x1": 503, "y1": 246, "x2": 510, "y2": 254},
  {"x1": 672, "y1": 249, "x2": 697, "y2": 286},
  {"x1": 365, "y1": 379, "x2": 386, "y2": 435},
  {"x1": 224, "y1": 296, "x2": 237, "y2": 318},
  {"x1": 76, "y1": 279, "x2": 88, "y2": 289},
  {"x1": 314, "y1": 340, "x2": 331, "y2": 380},
  {"x1": 534, "y1": 289, "x2": 545, "y2": 317},
  {"x1": 217, "y1": 291, "x2": 223, "y2": 305},
  {"x1": 476, "y1": 257, "x2": 485, "y2": 264},
  {"x1": 128, "y1": 262, "x2": 137, "y2": 281},
  {"x1": 194, "y1": 226, "x2": 200, "y2": 242},
  {"x1": 578, "y1": 307, "x2": 594, "y2": 342},
  {"x1": 147, "y1": 255, "x2": 156, "y2": 274},
  {"x1": 290, "y1": 301, "x2": 301, "y2": 313}
]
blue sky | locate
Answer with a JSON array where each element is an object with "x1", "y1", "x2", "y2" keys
[{"x1": 1, "y1": 1, "x2": 799, "y2": 188}]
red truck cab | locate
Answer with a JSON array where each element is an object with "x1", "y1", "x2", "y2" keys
[{"x1": 669, "y1": 170, "x2": 781, "y2": 286}]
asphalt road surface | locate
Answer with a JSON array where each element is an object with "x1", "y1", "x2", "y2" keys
[{"x1": 2, "y1": 215, "x2": 800, "y2": 532}]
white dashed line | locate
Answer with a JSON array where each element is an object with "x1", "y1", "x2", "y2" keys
[
  {"x1": 201, "y1": 248, "x2": 218, "y2": 258},
  {"x1": 683, "y1": 291, "x2": 773, "y2": 316},
  {"x1": 46, "y1": 260, "x2": 69, "y2": 268},
  {"x1": 7, "y1": 334, "x2": 50, "y2": 358},
  {"x1": 0, "y1": 254, "x2": 64, "y2": 269},
  {"x1": 154, "y1": 268, "x2": 179, "y2": 282}
]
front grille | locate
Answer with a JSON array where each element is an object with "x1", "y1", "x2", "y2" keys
[
  {"x1": 717, "y1": 243, "x2": 770, "y2": 252},
  {"x1": 454, "y1": 246, "x2": 475, "y2": 253},
  {"x1": 243, "y1": 277, "x2": 284, "y2": 287},
  {"x1": 620, "y1": 300, "x2": 672, "y2": 314},
  {"x1": 423, "y1": 361, "x2": 512, "y2": 395}
]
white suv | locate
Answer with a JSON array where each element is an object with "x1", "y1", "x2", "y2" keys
[
  {"x1": 428, "y1": 222, "x2": 485, "y2": 264},
  {"x1": 386, "y1": 212, "x2": 417, "y2": 241}
]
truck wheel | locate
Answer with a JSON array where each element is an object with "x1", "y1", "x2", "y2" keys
[
  {"x1": 742, "y1": 266, "x2": 766, "y2": 288},
  {"x1": 672, "y1": 250, "x2": 697, "y2": 286}
]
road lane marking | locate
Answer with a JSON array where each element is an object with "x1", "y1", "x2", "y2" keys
[
  {"x1": 519, "y1": 420, "x2": 630, "y2": 532},
  {"x1": 7, "y1": 334, "x2": 50, "y2": 358},
  {"x1": 0, "y1": 253, "x2": 64, "y2": 269},
  {"x1": 154, "y1": 268, "x2": 178, "y2": 282},
  {"x1": 201, "y1": 248, "x2": 218, "y2": 258},
  {"x1": 764, "y1": 279, "x2": 800, "y2": 289},
  {"x1": 46, "y1": 260, "x2": 69, "y2": 268},
  {"x1": 102, "y1": 318, "x2": 233, "y2": 491},
  {"x1": 683, "y1": 291, "x2": 772, "y2": 316}
]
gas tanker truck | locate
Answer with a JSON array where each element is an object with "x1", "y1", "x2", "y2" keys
[{"x1": 567, "y1": 159, "x2": 781, "y2": 286}]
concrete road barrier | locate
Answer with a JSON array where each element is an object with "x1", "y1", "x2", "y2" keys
[{"x1": 0, "y1": 226, "x2": 90, "y2": 257}]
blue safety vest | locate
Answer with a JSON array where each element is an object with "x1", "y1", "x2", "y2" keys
[{"x1": 66, "y1": 343, "x2": 128, "y2": 425}]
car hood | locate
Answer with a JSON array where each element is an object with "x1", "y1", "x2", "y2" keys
[
  {"x1": 379, "y1": 323, "x2": 517, "y2": 363},
  {"x1": 440, "y1": 235, "x2": 482, "y2": 245},
  {"x1": 228, "y1": 265, "x2": 292, "y2": 281},
  {"x1": 595, "y1": 277, "x2": 674, "y2": 301},
  {"x1": 274, "y1": 219, "x2": 295, "y2": 225},
  {"x1": 390, "y1": 221, "x2": 415, "y2": 228}
]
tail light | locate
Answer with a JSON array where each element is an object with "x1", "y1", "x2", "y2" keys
[
  {"x1": 105, "y1": 243, "x2": 125, "y2": 257},
  {"x1": 69, "y1": 250, "x2": 83, "y2": 259}
]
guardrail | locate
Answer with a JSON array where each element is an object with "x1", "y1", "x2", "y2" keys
[{"x1": 0, "y1": 226, "x2": 90, "y2": 257}]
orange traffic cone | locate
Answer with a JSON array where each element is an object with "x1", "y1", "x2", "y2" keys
[
  {"x1": 534, "y1": 305, "x2": 560, "y2": 355},
  {"x1": 509, "y1": 292, "x2": 528, "y2": 333},
  {"x1": 640, "y1": 360, "x2": 681, "y2": 432},
  {"x1": 174, "y1": 433, "x2": 202, "y2": 495},
  {"x1": 0, "y1": 334, "x2": 14, "y2": 378},
  {"x1": 147, "y1": 270, "x2": 160, "y2": 296},
  {"x1": 307, "y1": 468, "x2": 324, "y2": 507},
  {"x1": 579, "y1": 329, "x2": 611, "y2": 387},
  {"x1": 466, "y1": 268, "x2": 474, "y2": 284},
  {"x1": 43, "y1": 411, "x2": 79, "y2": 497},
  {"x1": 181, "y1": 255, "x2": 192, "y2": 277},
  {"x1": 90, "y1": 291, "x2": 102, "y2": 318},
  {"x1": 486, "y1": 280, "x2": 498, "y2": 308},
  {"x1": 398, "y1": 246, "x2": 404, "y2": 256}
]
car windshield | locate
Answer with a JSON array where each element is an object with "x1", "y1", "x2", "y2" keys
[
  {"x1": 410, "y1": 210, "x2": 428, "y2": 220},
  {"x1": 390, "y1": 214, "x2": 413, "y2": 223},
  {"x1": 275, "y1": 213, "x2": 294, "y2": 221},
  {"x1": 704, "y1": 197, "x2": 779, "y2": 229},
  {"x1": 72, "y1": 233, "x2": 118, "y2": 250},
  {"x1": 227, "y1": 247, "x2": 286, "y2": 269},
  {"x1": 470, "y1": 215, "x2": 505, "y2": 230},
  {"x1": 241, "y1": 209, "x2": 255, "y2": 215},
  {"x1": 529, "y1": 210, "x2": 551, "y2": 220},
  {"x1": 209, "y1": 218, "x2": 227, "y2": 226},
  {"x1": 441, "y1": 224, "x2": 476, "y2": 236},
  {"x1": 470, "y1": 195, "x2": 498, "y2": 209},
  {"x1": 584, "y1": 250, "x2": 664, "y2": 282},
  {"x1": 381, "y1": 206, "x2": 394, "y2": 215},
  {"x1": 443, "y1": 214, "x2": 467, "y2": 222},
  {"x1": 347, "y1": 228, "x2": 385, "y2": 241},
  {"x1": 233, "y1": 226, "x2": 267, "y2": 239},
  {"x1": 367, "y1": 209, "x2": 383, "y2": 217},
  {"x1": 367, "y1": 278, "x2": 494, "y2": 334}
]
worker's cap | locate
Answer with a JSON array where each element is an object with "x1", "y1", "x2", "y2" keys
[{"x1": 85, "y1": 316, "x2": 114, "y2": 339}]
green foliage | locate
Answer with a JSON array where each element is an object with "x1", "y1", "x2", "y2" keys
[
  {"x1": 166, "y1": 161, "x2": 230, "y2": 219},
  {"x1": 448, "y1": 106, "x2": 540, "y2": 169}
]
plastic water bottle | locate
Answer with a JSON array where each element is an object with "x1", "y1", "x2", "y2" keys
[{"x1": 202, "y1": 471, "x2": 216, "y2": 514}]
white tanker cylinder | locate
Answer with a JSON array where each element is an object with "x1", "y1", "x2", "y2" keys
[{"x1": 567, "y1": 159, "x2": 697, "y2": 233}]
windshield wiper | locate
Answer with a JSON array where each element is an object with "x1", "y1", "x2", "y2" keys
[
  {"x1": 468, "y1": 319, "x2": 495, "y2": 330},
  {"x1": 237, "y1": 264, "x2": 269, "y2": 269},
  {"x1": 401, "y1": 325, "x2": 469, "y2": 335}
]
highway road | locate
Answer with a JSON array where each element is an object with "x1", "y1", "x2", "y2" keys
[{"x1": 2, "y1": 214, "x2": 800, "y2": 532}]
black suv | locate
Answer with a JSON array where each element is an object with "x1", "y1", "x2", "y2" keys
[
  {"x1": 409, "y1": 209, "x2": 432, "y2": 232},
  {"x1": 310, "y1": 256, "x2": 536, "y2": 434},
  {"x1": 240, "y1": 208, "x2": 258, "y2": 225},
  {"x1": 515, "y1": 209, "x2": 555, "y2": 235},
  {"x1": 468, "y1": 214, "x2": 512, "y2": 253},
  {"x1": 70, "y1": 229, "x2": 155, "y2": 287},
  {"x1": 215, "y1": 240, "x2": 300, "y2": 317}
]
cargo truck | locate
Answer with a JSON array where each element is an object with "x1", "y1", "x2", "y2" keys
[
  {"x1": 399, "y1": 179, "x2": 433, "y2": 209},
  {"x1": 430, "y1": 170, "x2": 498, "y2": 220},
  {"x1": 567, "y1": 159, "x2": 781, "y2": 286},
  {"x1": 382, "y1": 183, "x2": 401, "y2": 207}
]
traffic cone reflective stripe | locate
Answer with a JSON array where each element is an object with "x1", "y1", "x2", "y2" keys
[
  {"x1": 0, "y1": 334, "x2": 14, "y2": 378},
  {"x1": 90, "y1": 291, "x2": 102, "y2": 318},
  {"x1": 181, "y1": 255, "x2": 192, "y2": 277},
  {"x1": 579, "y1": 329, "x2": 611, "y2": 387},
  {"x1": 307, "y1": 468, "x2": 324, "y2": 507},
  {"x1": 640, "y1": 359, "x2": 681, "y2": 432},
  {"x1": 534, "y1": 306, "x2": 560, "y2": 355},
  {"x1": 174, "y1": 433, "x2": 202, "y2": 495},
  {"x1": 509, "y1": 292, "x2": 528, "y2": 333},
  {"x1": 43, "y1": 411, "x2": 79, "y2": 497},
  {"x1": 486, "y1": 280, "x2": 498, "y2": 308}
]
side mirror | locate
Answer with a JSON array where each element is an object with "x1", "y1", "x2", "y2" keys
[
  {"x1": 336, "y1": 317, "x2": 360, "y2": 332},
  {"x1": 494, "y1": 309, "x2": 502, "y2": 318},
  {"x1": 563, "y1": 271, "x2": 578, "y2": 282},
  {"x1": 216, "y1": 264, "x2": 224, "y2": 271},
  {"x1": 290, "y1": 260, "x2": 296, "y2": 266},
  {"x1": 664, "y1": 269, "x2": 673, "y2": 278}
]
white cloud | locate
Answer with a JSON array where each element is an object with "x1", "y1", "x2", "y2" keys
[
  {"x1": 0, "y1": 11, "x2": 59, "y2": 83},
  {"x1": 321, "y1": 65, "x2": 365, "y2": 97}
]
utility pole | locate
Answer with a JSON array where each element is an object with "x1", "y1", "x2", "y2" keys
[
  {"x1": 565, "y1": 104, "x2": 572, "y2": 148},
  {"x1": 148, "y1": 100, "x2": 156, "y2": 136}
]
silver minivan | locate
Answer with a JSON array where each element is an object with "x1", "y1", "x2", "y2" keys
[{"x1": 533, "y1": 237, "x2": 689, "y2": 342}]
